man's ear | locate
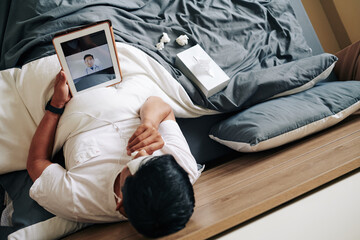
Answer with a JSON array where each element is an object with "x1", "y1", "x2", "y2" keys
[
  {"x1": 116, "y1": 199, "x2": 127, "y2": 217},
  {"x1": 115, "y1": 198, "x2": 122, "y2": 211}
]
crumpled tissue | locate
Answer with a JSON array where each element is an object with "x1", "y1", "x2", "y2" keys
[
  {"x1": 156, "y1": 33, "x2": 171, "y2": 50},
  {"x1": 176, "y1": 35, "x2": 189, "y2": 46},
  {"x1": 155, "y1": 41, "x2": 165, "y2": 50},
  {"x1": 160, "y1": 33, "x2": 171, "y2": 43}
]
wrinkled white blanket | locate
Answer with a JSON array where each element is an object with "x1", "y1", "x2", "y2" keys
[{"x1": 0, "y1": 42, "x2": 217, "y2": 175}]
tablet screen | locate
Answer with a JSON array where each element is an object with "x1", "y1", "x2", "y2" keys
[
  {"x1": 60, "y1": 30, "x2": 116, "y2": 91},
  {"x1": 53, "y1": 21, "x2": 122, "y2": 96}
]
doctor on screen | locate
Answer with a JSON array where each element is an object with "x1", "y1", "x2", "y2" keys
[{"x1": 84, "y1": 54, "x2": 102, "y2": 75}]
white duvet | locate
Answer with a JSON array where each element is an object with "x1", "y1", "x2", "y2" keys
[{"x1": 0, "y1": 42, "x2": 216, "y2": 175}]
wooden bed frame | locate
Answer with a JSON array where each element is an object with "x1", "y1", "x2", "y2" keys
[{"x1": 64, "y1": 110, "x2": 360, "y2": 239}]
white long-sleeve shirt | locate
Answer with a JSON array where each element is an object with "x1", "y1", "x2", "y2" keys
[{"x1": 29, "y1": 119, "x2": 200, "y2": 223}]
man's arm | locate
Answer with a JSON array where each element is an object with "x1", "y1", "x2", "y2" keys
[
  {"x1": 127, "y1": 96, "x2": 175, "y2": 156},
  {"x1": 27, "y1": 71, "x2": 71, "y2": 182},
  {"x1": 27, "y1": 111, "x2": 60, "y2": 181},
  {"x1": 139, "y1": 96, "x2": 175, "y2": 126}
]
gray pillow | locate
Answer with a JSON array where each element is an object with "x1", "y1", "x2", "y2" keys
[
  {"x1": 208, "y1": 53, "x2": 338, "y2": 112},
  {"x1": 209, "y1": 81, "x2": 360, "y2": 152}
]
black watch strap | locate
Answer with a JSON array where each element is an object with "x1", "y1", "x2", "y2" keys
[{"x1": 45, "y1": 99, "x2": 65, "y2": 115}]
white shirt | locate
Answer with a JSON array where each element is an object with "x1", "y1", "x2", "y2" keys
[
  {"x1": 85, "y1": 64, "x2": 101, "y2": 75},
  {"x1": 29, "y1": 119, "x2": 200, "y2": 223}
]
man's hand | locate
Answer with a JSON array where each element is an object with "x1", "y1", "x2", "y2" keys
[
  {"x1": 51, "y1": 70, "x2": 71, "y2": 108},
  {"x1": 126, "y1": 96, "x2": 175, "y2": 156},
  {"x1": 127, "y1": 122, "x2": 164, "y2": 155}
]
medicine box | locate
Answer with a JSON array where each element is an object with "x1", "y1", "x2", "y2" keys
[{"x1": 175, "y1": 44, "x2": 230, "y2": 98}]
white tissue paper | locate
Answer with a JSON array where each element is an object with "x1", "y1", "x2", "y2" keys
[
  {"x1": 156, "y1": 41, "x2": 165, "y2": 50},
  {"x1": 160, "y1": 32, "x2": 171, "y2": 43},
  {"x1": 155, "y1": 32, "x2": 171, "y2": 50},
  {"x1": 176, "y1": 35, "x2": 189, "y2": 46}
]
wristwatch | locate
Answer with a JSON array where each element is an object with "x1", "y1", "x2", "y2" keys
[{"x1": 45, "y1": 99, "x2": 65, "y2": 115}]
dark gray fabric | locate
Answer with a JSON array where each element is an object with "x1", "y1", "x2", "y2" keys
[
  {"x1": 0, "y1": 185, "x2": 4, "y2": 213},
  {"x1": 209, "y1": 81, "x2": 360, "y2": 146},
  {"x1": 0, "y1": 0, "x2": 318, "y2": 111},
  {"x1": 0, "y1": 227, "x2": 20, "y2": 240},
  {"x1": 0, "y1": 171, "x2": 54, "y2": 229},
  {"x1": 209, "y1": 53, "x2": 337, "y2": 111},
  {"x1": 0, "y1": 149, "x2": 65, "y2": 237}
]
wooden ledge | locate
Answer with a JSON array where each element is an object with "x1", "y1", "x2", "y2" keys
[{"x1": 65, "y1": 111, "x2": 360, "y2": 240}]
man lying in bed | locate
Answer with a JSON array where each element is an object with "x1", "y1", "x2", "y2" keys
[{"x1": 26, "y1": 71, "x2": 200, "y2": 238}]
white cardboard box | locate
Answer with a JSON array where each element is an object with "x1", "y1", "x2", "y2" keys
[{"x1": 175, "y1": 44, "x2": 230, "y2": 98}]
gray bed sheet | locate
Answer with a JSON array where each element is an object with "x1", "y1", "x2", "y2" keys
[
  {"x1": 0, "y1": 0, "x2": 318, "y2": 111},
  {"x1": 0, "y1": 0, "x2": 327, "y2": 163}
]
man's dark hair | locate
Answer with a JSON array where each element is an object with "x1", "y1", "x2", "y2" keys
[
  {"x1": 83, "y1": 54, "x2": 93, "y2": 60},
  {"x1": 122, "y1": 154, "x2": 195, "y2": 238}
]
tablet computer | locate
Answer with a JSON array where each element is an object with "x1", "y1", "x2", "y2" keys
[{"x1": 53, "y1": 20, "x2": 122, "y2": 96}]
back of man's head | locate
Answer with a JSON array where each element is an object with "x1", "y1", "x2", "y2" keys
[{"x1": 122, "y1": 154, "x2": 195, "y2": 238}]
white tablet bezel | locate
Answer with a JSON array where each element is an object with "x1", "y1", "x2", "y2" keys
[{"x1": 53, "y1": 21, "x2": 122, "y2": 96}]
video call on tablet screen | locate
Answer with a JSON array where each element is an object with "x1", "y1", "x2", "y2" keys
[{"x1": 60, "y1": 30, "x2": 116, "y2": 92}]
